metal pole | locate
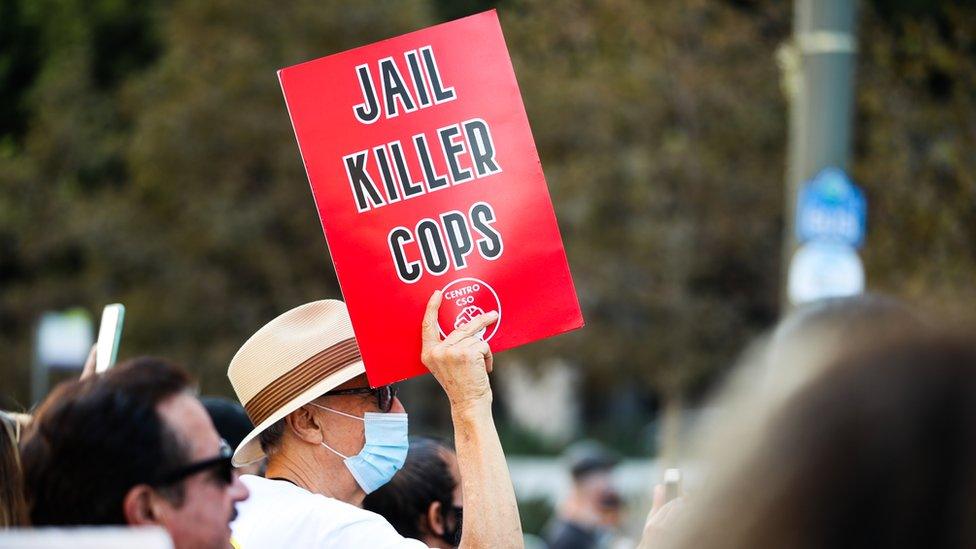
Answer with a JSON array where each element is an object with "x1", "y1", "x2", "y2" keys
[{"x1": 780, "y1": 0, "x2": 858, "y2": 312}]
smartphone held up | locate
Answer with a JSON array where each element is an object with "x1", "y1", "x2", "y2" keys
[{"x1": 95, "y1": 304, "x2": 125, "y2": 373}]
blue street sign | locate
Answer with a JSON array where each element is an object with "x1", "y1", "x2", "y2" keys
[{"x1": 796, "y1": 168, "x2": 867, "y2": 247}]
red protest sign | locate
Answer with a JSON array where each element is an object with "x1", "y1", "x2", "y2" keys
[{"x1": 278, "y1": 10, "x2": 583, "y2": 386}]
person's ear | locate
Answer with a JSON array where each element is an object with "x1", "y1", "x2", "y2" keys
[
  {"x1": 286, "y1": 405, "x2": 325, "y2": 444},
  {"x1": 123, "y1": 485, "x2": 159, "y2": 526},
  {"x1": 426, "y1": 500, "x2": 445, "y2": 536}
]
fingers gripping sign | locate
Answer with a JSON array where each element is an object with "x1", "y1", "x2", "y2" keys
[
  {"x1": 422, "y1": 291, "x2": 498, "y2": 405},
  {"x1": 472, "y1": 339, "x2": 494, "y2": 373}
]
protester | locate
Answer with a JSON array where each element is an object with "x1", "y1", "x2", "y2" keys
[
  {"x1": 20, "y1": 357, "x2": 249, "y2": 549},
  {"x1": 545, "y1": 441, "x2": 626, "y2": 549},
  {"x1": 656, "y1": 326, "x2": 976, "y2": 548},
  {"x1": 202, "y1": 396, "x2": 264, "y2": 476},
  {"x1": 362, "y1": 437, "x2": 463, "y2": 548},
  {"x1": 227, "y1": 294, "x2": 522, "y2": 548},
  {"x1": 637, "y1": 294, "x2": 923, "y2": 547},
  {"x1": 760, "y1": 293, "x2": 921, "y2": 397},
  {"x1": 0, "y1": 411, "x2": 28, "y2": 528}
]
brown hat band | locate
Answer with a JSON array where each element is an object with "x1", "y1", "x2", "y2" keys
[{"x1": 243, "y1": 337, "x2": 361, "y2": 426}]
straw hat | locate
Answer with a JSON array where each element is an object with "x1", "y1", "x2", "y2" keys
[{"x1": 227, "y1": 300, "x2": 365, "y2": 466}]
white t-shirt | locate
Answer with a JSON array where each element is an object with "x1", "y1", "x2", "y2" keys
[{"x1": 231, "y1": 475, "x2": 429, "y2": 549}]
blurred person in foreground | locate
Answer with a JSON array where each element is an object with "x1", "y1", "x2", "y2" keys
[
  {"x1": 0, "y1": 411, "x2": 29, "y2": 528},
  {"x1": 652, "y1": 328, "x2": 976, "y2": 546},
  {"x1": 545, "y1": 441, "x2": 628, "y2": 549},
  {"x1": 202, "y1": 396, "x2": 265, "y2": 477},
  {"x1": 20, "y1": 357, "x2": 249, "y2": 549},
  {"x1": 362, "y1": 437, "x2": 463, "y2": 548},
  {"x1": 227, "y1": 294, "x2": 521, "y2": 548},
  {"x1": 759, "y1": 293, "x2": 920, "y2": 398},
  {"x1": 637, "y1": 294, "x2": 924, "y2": 547}
]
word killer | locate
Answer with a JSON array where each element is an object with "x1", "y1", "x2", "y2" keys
[
  {"x1": 344, "y1": 118, "x2": 501, "y2": 213},
  {"x1": 388, "y1": 202, "x2": 503, "y2": 283},
  {"x1": 353, "y1": 45, "x2": 456, "y2": 124}
]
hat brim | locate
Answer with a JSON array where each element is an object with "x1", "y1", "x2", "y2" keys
[{"x1": 232, "y1": 360, "x2": 366, "y2": 466}]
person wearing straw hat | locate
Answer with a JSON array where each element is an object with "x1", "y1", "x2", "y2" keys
[{"x1": 228, "y1": 292, "x2": 522, "y2": 548}]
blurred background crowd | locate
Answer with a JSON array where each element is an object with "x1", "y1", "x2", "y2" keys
[{"x1": 2, "y1": 0, "x2": 975, "y2": 546}]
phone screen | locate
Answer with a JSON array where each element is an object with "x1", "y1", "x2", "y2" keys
[{"x1": 95, "y1": 304, "x2": 125, "y2": 373}]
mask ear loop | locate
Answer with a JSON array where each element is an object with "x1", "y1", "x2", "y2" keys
[
  {"x1": 308, "y1": 402, "x2": 365, "y2": 422},
  {"x1": 320, "y1": 440, "x2": 350, "y2": 459},
  {"x1": 307, "y1": 402, "x2": 364, "y2": 459}
]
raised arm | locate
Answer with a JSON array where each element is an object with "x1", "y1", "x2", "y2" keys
[{"x1": 420, "y1": 290, "x2": 523, "y2": 549}]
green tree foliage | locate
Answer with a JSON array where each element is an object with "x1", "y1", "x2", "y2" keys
[
  {"x1": 856, "y1": 2, "x2": 976, "y2": 314},
  {"x1": 0, "y1": 0, "x2": 436, "y2": 403},
  {"x1": 0, "y1": 0, "x2": 167, "y2": 404},
  {"x1": 0, "y1": 0, "x2": 40, "y2": 146},
  {"x1": 1, "y1": 0, "x2": 975, "y2": 415},
  {"x1": 500, "y1": 0, "x2": 789, "y2": 404}
]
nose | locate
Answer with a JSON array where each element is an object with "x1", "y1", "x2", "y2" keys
[
  {"x1": 390, "y1": 396, "x2": 406, "y2": 414},
  {"x1": 229, "y1": 472, "x2": 250, "y2": 503}
]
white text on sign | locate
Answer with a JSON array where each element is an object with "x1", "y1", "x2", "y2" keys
[
  {"x1": 388, "y1": 202, "x2": 503, "y2": 284},
  {"x1": 342, "y1": 46, "x2": 506, "y2": 283},
  {"x1": 353, "y1": 46, "x2": 457, "y2": 123},
  {"x1": 343, "y1": 119, "x2": 502, "y2": 213}
]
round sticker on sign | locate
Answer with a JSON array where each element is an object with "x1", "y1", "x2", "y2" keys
[{"x1": 438, "y1": 278, "x2": 501, "y2": 341}]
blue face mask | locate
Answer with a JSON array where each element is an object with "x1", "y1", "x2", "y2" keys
[{"x1": 312, "y1": 404, "x2": 409, "y2": 494}]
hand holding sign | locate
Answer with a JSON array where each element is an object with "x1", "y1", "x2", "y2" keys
[{"x1": 421, "y1": 290, "x2": 497, "y2": 408}]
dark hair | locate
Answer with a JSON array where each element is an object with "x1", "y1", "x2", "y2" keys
[
  {"x1": 201, "y1": 396, "x2": 254, "y2": 450},
  {"x1": 20, "y1": 357, "x2": 192, "y2": 526},
  {"x1": 258, "y1": 418, "x2": 286, "y2": 455},
  {"x1": 362, "y1": 437, "x2": 457, "y2": 540},
  {"x1": 0, "y1": 412, "x2": 28, "y2": 527},
  {"x1": 669, "y1": 329, "x2": 976, "y2": 548},
  {"x1": 565, "y1": 440, "x2": 619, "y2": 482}
]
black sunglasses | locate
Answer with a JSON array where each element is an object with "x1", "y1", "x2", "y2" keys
[
  {"x1": 322, "y1": 384, "x2": 398, "y2": 413},
  {"x1": 152, "y1": 439, "x2": 234, "y2": 487}
]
